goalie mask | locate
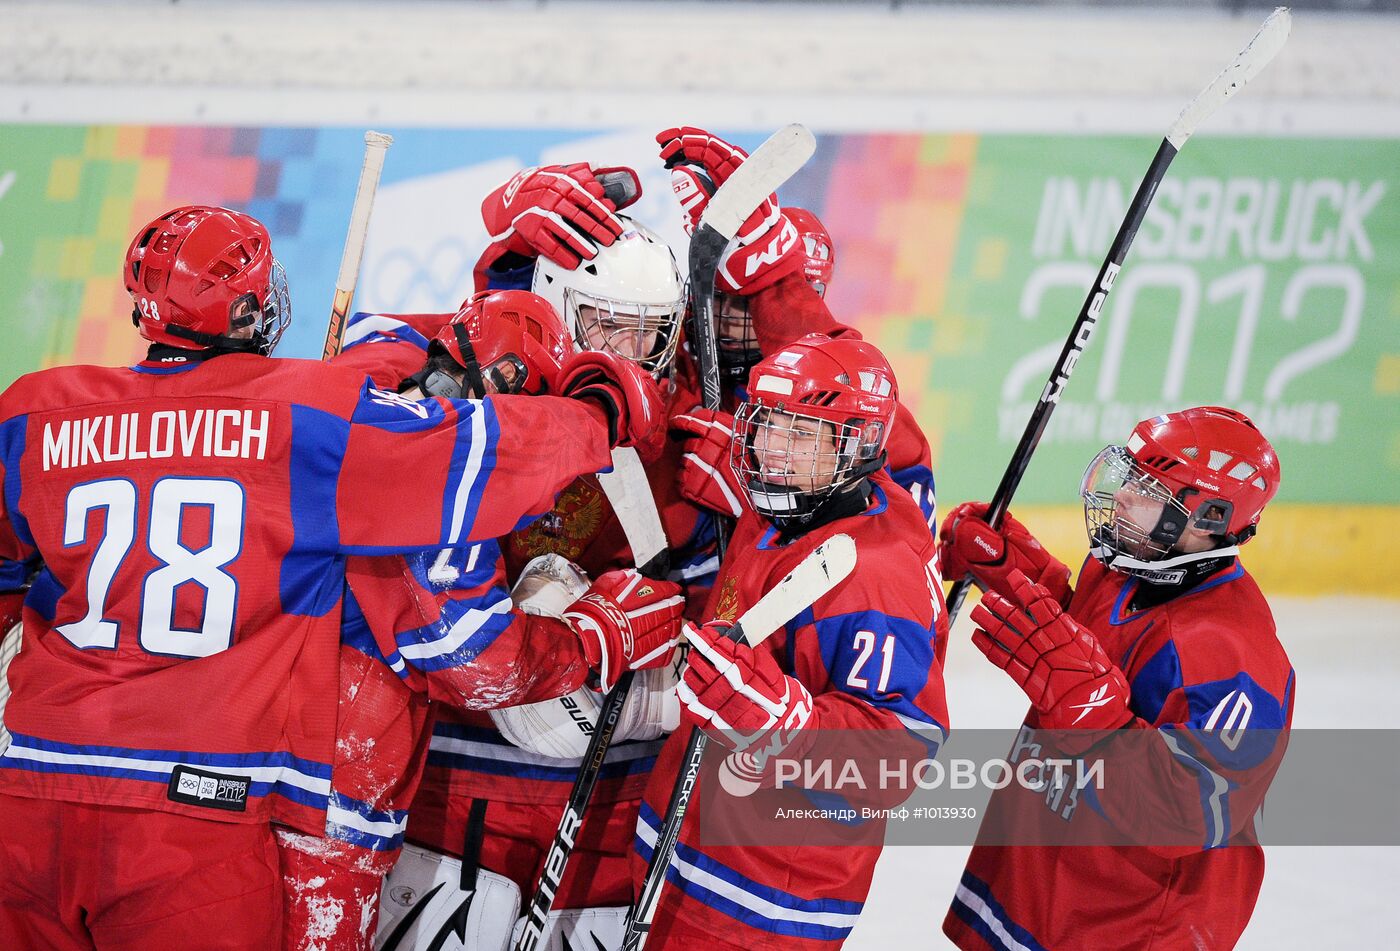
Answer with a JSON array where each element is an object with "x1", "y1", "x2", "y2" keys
[
  {"x1": 531, "y1": 218, "x2": 684, "y2": 377},
  {"x1": 716, "y1": 207, "x2": 834, "y2": 382},
  {"x1": 1082, "y1": 406, "x2": 1281, "y2": 580},
  {"x1": 125, "y1": 205, "x2": 290, "y2": 355},
  {"x1": 414, "y1": 290, "x2": 575, "y2": 399},
  {"x1": 732, "y1": 334, "x2": 896, "y2": 530}
]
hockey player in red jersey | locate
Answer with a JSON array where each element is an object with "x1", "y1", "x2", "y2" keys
[
  {"x1": 640, "y1": 333, "x2": 950, "y2": 950},
  {"x1": 275, "y1": 290, "x2": 687, "y2": 951},
  {"x1": 939, "y1": 406, "x2": 1294, "y2": 951},
  {"x1": 0, "y1": 205, "x2": 667, "y2": 951},
  {"x1": 655, "y1": 126, "x2": 940, "y2": 534}
]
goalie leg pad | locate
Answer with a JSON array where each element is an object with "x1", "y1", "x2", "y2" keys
[
  {"x1": 510, "y1": 905, "x2": 629, "y2": 951},
  {"x1": 375, "y1": 842, "x2": 521, "y2": 951}
]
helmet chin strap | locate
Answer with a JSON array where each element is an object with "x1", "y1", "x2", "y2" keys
[
  {"x1": 746, "y1": 476, "x2": 874, "y2": 538},
  {"x1": 1092, "y1": 542, "x2": 1241, "y2": 584}
]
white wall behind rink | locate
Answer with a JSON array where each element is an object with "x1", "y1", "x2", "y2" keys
[{"x1": 2, "y1": 1, "x2": 1399, "y2": 135}]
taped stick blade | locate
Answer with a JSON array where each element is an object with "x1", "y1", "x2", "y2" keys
[
  {"x1": 1167, "y1": 7, "x2": 1291, "y2": 149},
  {"x1": 732, "y1": 533, "x2": 857, "y2": 647}
]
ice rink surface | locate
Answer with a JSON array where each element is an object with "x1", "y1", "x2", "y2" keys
[{"x1": 850, "y1": 595, "x2": 1400, "y2": 949}]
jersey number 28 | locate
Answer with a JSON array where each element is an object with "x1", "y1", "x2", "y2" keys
[{"x1": 57, "y1": 477, "x2": 245, "y2": 659}]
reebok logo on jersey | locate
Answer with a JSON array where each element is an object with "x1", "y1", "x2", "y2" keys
[{"x1": 168, "y1": 765, "x2": 251, "y2": 812}]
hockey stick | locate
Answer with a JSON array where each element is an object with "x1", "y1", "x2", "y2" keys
[
  {"x1": 944, "y1": 7, "x2": 1293, "y2": 623},
  {"x1": 681, "y1": 123, "x2": 817, "y2": 560},
  {"x1": 623, "y1": 532, "x2": 857, "y2": 951},
  {"x1": 513, "y1": 447, "x2": 669, "y2": 951},
  {"x1": 322, "y1": 130, "x2": 393, "y2": 360},
  {"x1": 0, "y1": 622, "x2": 19, "y2": 755}
]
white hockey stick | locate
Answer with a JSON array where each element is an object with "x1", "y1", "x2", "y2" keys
[
  {"x1": 596, "y1": 448, "x2": 669, "y2": 576},
  {"x1": 623, "y1": 532, "x2": 857, "y2": 950},
  {"x1": 681, "y1": 532, "x2": 856, "y2": 651},
  {"x1": 514, "y1": 447, "x2": 669, "y2": 951},
  {"x1": 0, "y1": 622, "x2": 21, "y2": 754},
  {"x1": 322, "y1": 130, "x2": 393, "y2": 360},
  {"x1": 945, "y1": 7, "x2": 1293, "y2": 622}
]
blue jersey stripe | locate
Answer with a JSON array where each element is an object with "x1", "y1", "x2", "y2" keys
[{"x1": 285, "y1": 404, "x2": 348, "y2": 616}]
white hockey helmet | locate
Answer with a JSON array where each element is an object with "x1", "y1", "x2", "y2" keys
[{"x1": 531, "y1": 217, "x2": 685, "y2": 376}]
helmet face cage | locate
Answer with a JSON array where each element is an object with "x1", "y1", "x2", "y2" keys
[
  {"x1": 566, "y1": 286, "x2": 684, "y2": 376},
  {"x1": 731, "y1": 402, "x2": 882, "y2": 526},
  {"x1": 1081, "y1": 445, "x2": 1198, "y2": 564},
  {"x1": 256, "y1": 259, "x2": 291, "y2": 354},
  {"x1": 715, "y1": 292, "x2": 760, "y2": 380}
]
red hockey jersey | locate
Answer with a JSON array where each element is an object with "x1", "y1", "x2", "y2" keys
[
  {"x1": 0, "y1": 351, "x2": 612, "y2": 831},
  {"x1": 637, "y1": 471, "x2": 950, "y2": 949},
  {"x1": 944, "y1": 555, "x2": 1295, "y2": 951}
]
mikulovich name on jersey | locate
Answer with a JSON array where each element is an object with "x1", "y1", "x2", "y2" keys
[{"x1": 41, "y1": 409, "x2": 272, "y2": 471}]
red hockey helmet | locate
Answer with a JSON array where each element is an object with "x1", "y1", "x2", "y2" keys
[
  {"x1": 428, "y1": 290, "x2": 576, "y2": 398},
  {"x1": 732, "y1": 333, "x2": 897, "y2": 528},
  {"x1": 1082, "y1": 406, "x2": 1281, "y2": 574},
  {"x1": 124, "y1": 205, "x2": 289, "y2": 354},
  {"x1": 786, "y1": 207, "x2": 834, "y2": 298}
]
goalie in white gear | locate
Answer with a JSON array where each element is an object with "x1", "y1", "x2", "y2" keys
[
  {"x1": 531, "y1": 218, "x2": 686, "y2": 378},
  {"x1": 376, "y1": 556, "x2": 674, "y2": 951},
  {"x1": 492, "y1": 554, "x2": 681, "y2": 761}
]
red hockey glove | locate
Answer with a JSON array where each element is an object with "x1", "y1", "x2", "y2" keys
[
  {"x1": 678, "y1": 620, "x2": 816, "y2": 761},
  {"x1": 671, "y1": 409, "x2": 746, "y2": 519},
  {"x1": 558, "y1": 350, "x2": 667, "y2": 460},
  {"x1": 656, "y1": 126, "x2": 749, "y2": 187},
  {"x1": 971, "y1": 570, "x2": 1131, "y2": 731},
  {"x1": 668, "y1": 159, "x2": 799, "y2": 295},
  {"x1": 563, "y1": 569, "x2": 686, "y2": 692},
  {"x1": 938, "y1": 501, "x2": 1072, "y2": 606},
  {"x1": 479, "y1": 163, "x2": 639, "y2": 272}
]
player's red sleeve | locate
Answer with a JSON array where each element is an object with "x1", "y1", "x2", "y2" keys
[
  {"x1": 334, "y1": 385, "x2": 613, "y2": 551},
  {"x1": 344, "y1": 543, "x2": 590, "y2": 711},
  {"x1": 0, "y1": 432, "x2": 36, "y2": 571},
  {"x1": 747, "y1": 272, "x2": 850, "y2": 356},
  {"x1": 330, "y1": 311, "x2": 455, "y2": 389}
]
